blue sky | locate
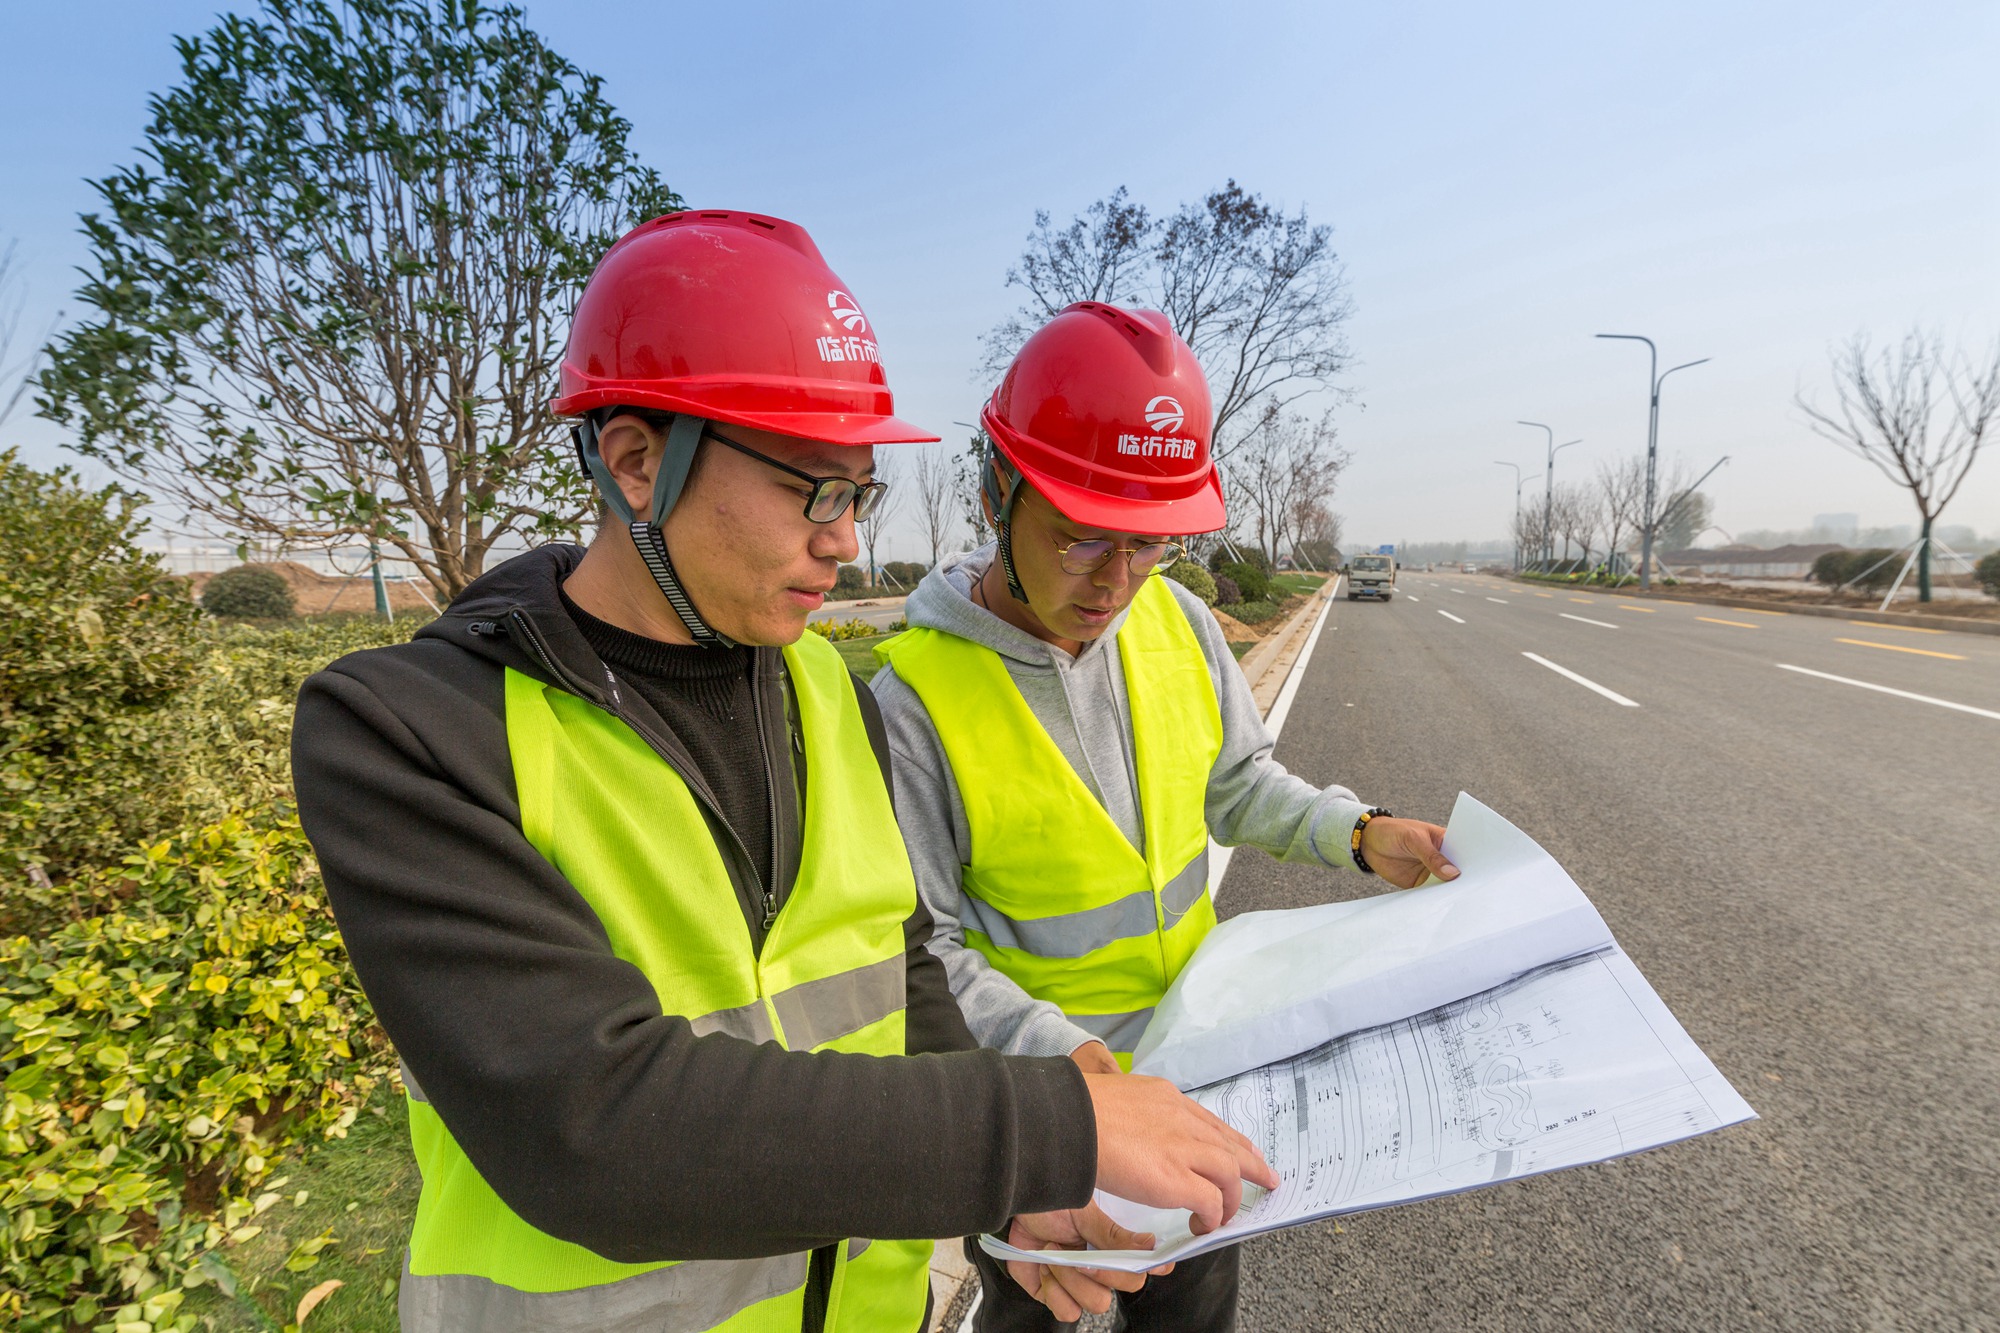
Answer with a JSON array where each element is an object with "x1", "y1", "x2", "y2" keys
[{"x1": 2, "y1": 1, "x2": 1995, "y2": 558}]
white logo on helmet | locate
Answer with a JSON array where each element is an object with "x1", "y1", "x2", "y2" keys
[
  {"x1": 1144, "y1": 396, "x2": 1185, "y2": 434},
  {"x1": 828, "y1": 291, "x2": 868, "y2": 333}
]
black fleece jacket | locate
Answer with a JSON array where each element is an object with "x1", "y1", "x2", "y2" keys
[{"x1": 291, "y1": 546, "x2": 1096, "y2": 1263}]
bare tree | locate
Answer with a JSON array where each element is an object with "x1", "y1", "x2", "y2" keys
[
  {"x1": 910, "y1": 447, "x2": 958, "y2": 568},
  {"x1": 1557, "y1": 482, "x2": 1604, "y2": 571},
  {"x1": 982, "y1": 181, "x2": 1353, "y2": 463},
  {"x1": 1228, "y1": 407, "x2": 1348, "y2": 565},
  {"x1": 1292, "y1": 503, "x2": 1344, "y2": 571},
  {"x1": 978, "y1": 188, "x2": 1152, "y2": 375},
  {"x1": 1797, "y1": 330, "x2": 2000, "y2": 601},
  {"x1": 0, "y1": 240, "x2": 59, "y2": 429},
  {"x1": 953, "y1": 429, "x2": 995, "y2": 549},
  {"x1": 1597, "y1": 456, "x2": 1645, "y2": 580},
  {"x1": 857, "y1": 454, "x2": 899, "y2": 586},
  {"x1": 36, "y1": 1, "x2": 678, "y2": 600}
]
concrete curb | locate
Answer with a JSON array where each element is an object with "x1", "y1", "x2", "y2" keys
[
  {"x1": 1509, "y1": 579, "x2": 2000, "y2": 638},
  {"x1": 1241, "y1": 577, "x2": 1340, "y2": 713}
]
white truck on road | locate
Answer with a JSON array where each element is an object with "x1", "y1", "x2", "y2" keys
[{"x1": 1348, "y1": 552, "x2": 1396, "y2": 601}]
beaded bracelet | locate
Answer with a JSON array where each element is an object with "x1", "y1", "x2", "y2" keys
[{"x1": 1351, "y1": 807, "x2": 1392, "y2": 875}]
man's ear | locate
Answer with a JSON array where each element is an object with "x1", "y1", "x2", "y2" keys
[{"x1": 595, "y1": 414, "x2": 663, "y2": 519}]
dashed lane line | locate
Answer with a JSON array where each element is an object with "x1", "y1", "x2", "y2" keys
[
  {"x1": 1610, "y1": 602, "x2": 1657, "y2": 612},
  {"x1": 1696, "y1": 616, "x2": 1760, "y2": 629},
  {"x1": 1534, "y1": 592, "x2": 1554, "y2": 598},
  {"x1": 1486, "y1": 597, "x2": 1509, "y2": 604},
  {"x1": 1836, "y1": 638, "x2": 1967, "y2": 661},
  {"x1": 1406, "y1": 596, "x2": 1420, "y2": 602},
  {"x1": 1438, "y1": 610, "x2": 1466, "y2": 624},
  {"x1": 1568, "y1": 597, "x2": 1595, "y2": 604},
  {"x1": 1776, "y1": 664, "x2": 2000, "y2": 722},
  {"x1": 1560, "y1": 613, "x2": 1619, "y2": 629},
  {"x1": 1523, "y1": 652, "x2": 1640, "y2": 707}
]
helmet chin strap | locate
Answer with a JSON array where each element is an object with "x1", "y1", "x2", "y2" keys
[
  {"x1": 981, "y1": 444, "x2": 1031, "y2": 603},
  {"x1": 573, "y1": 413, "x2": 737, "y2": 647}
]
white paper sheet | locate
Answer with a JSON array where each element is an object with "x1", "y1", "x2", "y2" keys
[
  {"x1": 984, "y1": 796, "x2": 1756, "y2": 1273},
  {"x1": 1130, "y1": 793, "x2": 1615, "y2": 1092}
]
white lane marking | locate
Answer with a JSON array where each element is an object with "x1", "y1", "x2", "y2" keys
[
  {"x1": 1775, "y1": 664, "x2": 2000, "y2": 722},
  {"x1": 1213, "y1": 576, "x2": 1342, "y2": 894},
  {"x1": 1438, "y1": 610, "x2": 1466, "y2": 624},
  {"x1": 1452, "y1": 589, "x2": 1466, "y2": 595},
  {"x1": 1523, "y1": 652, "x2": 1640, "y2": 706},
  {"x1": 1407, "y1": 596, "x2": 1421, "y2": 602},
  {"x1": 1560, "y1": 612, "x2": 1619, "y2": 629},
  {"x1": 1486, "y1": 597, "x2": 1509, "y2": 604}
]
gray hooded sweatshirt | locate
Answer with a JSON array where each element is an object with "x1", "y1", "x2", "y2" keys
[{"x1": 870, "y1": 543, "x2": 1372, "y2": 1061}]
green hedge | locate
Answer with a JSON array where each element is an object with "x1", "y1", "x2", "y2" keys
[
  {"x1": 201, "y1": 567, "x2": 295, "y2": 621},
  {"x1": 2, "y1": 814, "x2": 388, "y2": 1330},
  {"x1": 1978, "y1": 550, "x2": 2000, "y2": 599},
  {"x1": 1222, "y1": 599, "x2": 1283, "y2": 625},
  {"x1": 1164, "y1": 563, "x2": 1217, "y2": 606},
  {"x1": 0, "y1": 455, "x2": 413, "y2": 1327}
]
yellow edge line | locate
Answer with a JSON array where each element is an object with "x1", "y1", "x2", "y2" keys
[
  {"x1": 1846, "y1": 621, "x2": 1945, "y2": 635},
  {"x1": 1613, "y1": 604, "x2": 1658, "y2": 612},
  {"x1": 1654, "y1": 599, "x2": 1693, "y2": 605},
  {"x1": 1696, "y1": 616, "x2": 1760, "y2": 629},
  {"x1": 1533, "y1": 592, "x2": 1554, "y2": 598},
  {"x1": 1568, "y1": 597, "x2": 1594, "y2": 604},
  {"x1": 1836, "y1": 638, "x2": 1967, "y2": 661},
  {"x1": 1742, "y1": 608, "x2": 1787, "y2": 616}
]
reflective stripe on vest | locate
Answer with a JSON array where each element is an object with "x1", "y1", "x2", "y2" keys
[
  {"x1": 400, "y1": 632, "x2": 930, "y2": 1332},
  {"x1": 881, "y1": 576, "x2": 1224, "y2": 1063}
]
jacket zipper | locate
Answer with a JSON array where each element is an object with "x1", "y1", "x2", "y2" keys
[
  {"x1": 750, "y1": 662, "x2": 783, "y2": 933},
  {"x1": 506, "y1": 609, "x2": 777, "y2": 948}
]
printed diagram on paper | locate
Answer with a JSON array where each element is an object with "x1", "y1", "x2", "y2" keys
[
  {"x1": 1195, "y1": 952, "x2": 1726, "y2": 1229},
  {"x1": 980, "y1": 794, "x2": 1756, "y2": 1273},
  {"x1": 1078, "y1": 948, "x2": 1751, "y2": 1268}
]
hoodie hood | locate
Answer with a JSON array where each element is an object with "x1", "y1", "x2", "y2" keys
[{"x1": 907, "y1": 542, "x2": 1136, "y2": 670}]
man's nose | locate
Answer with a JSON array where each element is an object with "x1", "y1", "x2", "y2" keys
[{"x1": 810, "y1": 509, "x2": 861, "y2": 564}]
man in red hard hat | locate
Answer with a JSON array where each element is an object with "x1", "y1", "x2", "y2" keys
[
  {"x1": 872, "y1": 302, "x2": 1458, "y2": 1330},
  {"x1": 293, "y1": 216, "x2": 1273, "y2": 1333}
]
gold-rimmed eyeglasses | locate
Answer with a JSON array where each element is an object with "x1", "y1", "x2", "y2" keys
[{"x1": 1052, "y1": 537, "x2": 1186, "y2": 577}]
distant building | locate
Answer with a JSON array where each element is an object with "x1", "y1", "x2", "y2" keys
[{"x1": 1661, "y1": 543, "x2": 1844, "y2": 578}]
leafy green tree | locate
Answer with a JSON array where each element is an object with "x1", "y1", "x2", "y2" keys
[
  {"x1": 39, "y1": 0, "x2": 680, "y2": 601},
  {"x1": 201, "y1": 564, "x2": 296, "y2": 619},
  {"x1": 1973, "y1": 549, "x2": 1999, "y2": 599},
  {"x1": 0, "y1": 452, "x2": 203, "y2": 888},
  {"x1": 1656, "y1": 488, "x2": 1714, "y2": 552}
]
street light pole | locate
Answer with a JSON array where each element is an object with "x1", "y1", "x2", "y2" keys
[
  {"x1": 1493, "y1": 461, "x2": 1540, "y2": 573},
  {"x1": 1516, "y1": 422, "x2": 1580, "y2": 570},
  {"x1": 1596, "y1": 334, "x2": 1709, "y2": 591}
]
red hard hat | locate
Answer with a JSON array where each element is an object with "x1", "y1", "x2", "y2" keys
[
  {"x1": 552, "y1": 210, "x2": 937, "y2": 446},
  {"x1": 981, "y1": 302, "x2": 1225, "y2": 534}
]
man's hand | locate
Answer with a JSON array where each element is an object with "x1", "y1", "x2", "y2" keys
[
  {"x1": 1005, "y1": 1203, "x2": 1171, "y2": 1321},
  {"x1": 1069, "y1": 1040, "x2": 1122, "y2": 1075},
  {"x1": 1085, "y1": 1073, "x2": 1278, "y2": 1235},
  {"x1": 1359, "y1": 817, "x2": 1457, "y2": 889}
]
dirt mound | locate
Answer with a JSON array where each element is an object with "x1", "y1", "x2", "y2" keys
[{"x1": 1209, "y1": 607, "x2": 1262, "y2": 642}]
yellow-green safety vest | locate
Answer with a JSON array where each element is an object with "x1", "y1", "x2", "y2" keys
[
  {"x1": 878, "y1": 576, "x2": 1224, "y2": 1067},
  {"x1": 398, "y1": 632, "x2": 932, "y2": 1332}
]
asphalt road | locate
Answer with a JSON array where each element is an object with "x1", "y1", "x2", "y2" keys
[{"x1": 1219, "y1": 570, "x2": 1999, "y2": 1332}]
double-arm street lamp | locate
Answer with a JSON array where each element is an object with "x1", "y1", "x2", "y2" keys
[
  {"x1": 1492, "y1": 461, "x2": 1541, "y2": 572},
  {"x1": 1516, "y1": 422, "x2": 1581, "y2": 570},
  {"x1": 1595, "y1": 334, "x2": 1709, "y2": 590}
]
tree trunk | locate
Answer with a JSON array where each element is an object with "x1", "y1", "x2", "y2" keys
[{"x1": 1919, "y1": 515, "x2": 1933, "y2": 602}]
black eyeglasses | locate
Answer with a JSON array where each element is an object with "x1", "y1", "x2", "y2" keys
[
  {"x1": 1052, "y1": 537, "x2": 1187, "y2": 577},
  {"x1": 702, "y1": 428, "x2": 889, "y2": 524}
]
